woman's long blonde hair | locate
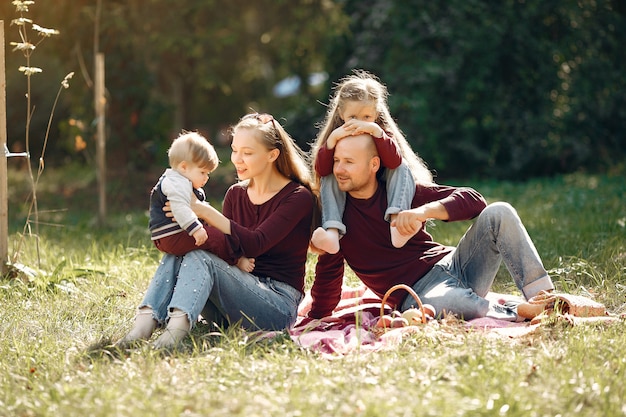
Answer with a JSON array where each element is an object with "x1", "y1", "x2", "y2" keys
[{"x1": 311, "y1": 71, "x2": 433, "y2": 189}]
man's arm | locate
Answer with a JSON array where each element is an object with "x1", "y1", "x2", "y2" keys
[
  {"x1": 393, "y1": 185, "x2": 487, "y2": 234},
  {"x1": 308, "y1": 252, "x2": 345, "y2": 319}
]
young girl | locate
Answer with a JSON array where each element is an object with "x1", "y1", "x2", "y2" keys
[{"x1": 310, "y1": 71, "x2": 433, "y2": 254}]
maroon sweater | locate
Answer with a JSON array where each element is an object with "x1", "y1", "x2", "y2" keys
[
  {"x1": 315, "y1": 131, "x2": 402, "y2": 176},
  {"x1": 309, "y1": 181, "x2": 487, "y2": 318},
  {"x1": 206, "y1": 181, "x2": 314, "y2": 294}
]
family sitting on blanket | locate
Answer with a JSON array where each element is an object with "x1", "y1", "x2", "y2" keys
[{"x1": 119, "y1": 72, "x2": 556, "y2": 349}]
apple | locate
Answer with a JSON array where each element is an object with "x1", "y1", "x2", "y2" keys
[
  {"x1": 422, "y1": 304, "x2": 436, "y2": 318},
  {"x1": 401, "y1": 308, "x2": 424, "y2": 325},
  {"x1": 375, "y1": 315, "x2": 393, "y2": 328},
  {"x1": 390, "y1": 317, "x2": 409, "y2": 328}
]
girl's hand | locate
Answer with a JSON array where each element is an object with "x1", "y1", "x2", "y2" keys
[
  {"x1": 326, "y1": 125, "x2": 352, "y2": 149},
  {"x1": 342, "y1": 120, "x2": 384, "y2": 138}
]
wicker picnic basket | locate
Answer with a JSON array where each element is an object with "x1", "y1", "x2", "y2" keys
[{"x1": 377, "y1": 284, "x2": 428, "y2": 330}]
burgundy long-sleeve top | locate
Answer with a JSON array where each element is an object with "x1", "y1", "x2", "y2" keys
[
  {"x1": 309, "y1": 181, "x2": 487, "y2": 319},
  {"x1": 204, "y1": 181, "x2": 314, "y2": 294},
  {"x1": 314, "y1": 131, "x2": 402, "y2": 176}
]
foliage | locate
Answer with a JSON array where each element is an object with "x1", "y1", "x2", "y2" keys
[
  {"x1": 1, "y1": 173, "x2": 625, "y2": 416},
  {"x1": 325, "y1": 0, "x2": 626, "y2": 179},
  {"x1": 2, "y1": 0, "x2": 347, "y2": 173},
  {"x1": 2, "y1": 0, "x2": 625, "y2": 184}
]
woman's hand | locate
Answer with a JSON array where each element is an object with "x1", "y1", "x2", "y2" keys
[
  {"x1": 190, "y1": 197, "x2": 232, "y2": 235},
  {"x1": 190, "y1": 197, "x2": 209, "y2": 216},
  {"x1": 163, "y1": 201, "x2": 175, "y2": 221}
]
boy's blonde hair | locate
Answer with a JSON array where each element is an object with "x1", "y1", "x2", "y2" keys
[
  {"x1": 311, "y1": 70, "x2": 433, "y2": 188},
  {"x1": 168, "y1": 131, "x2": 219, "y2": 172}
]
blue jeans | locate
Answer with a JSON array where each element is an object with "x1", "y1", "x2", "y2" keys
[
  {"x1": 321, "y1": 160, "x2": 416, "y2": 234},
  {"x1": 400, "y1": 202, "x2": 554, "y2": 320},
  {"x1": 139, "y1": 250, "x2": 303, "y2": 331}
]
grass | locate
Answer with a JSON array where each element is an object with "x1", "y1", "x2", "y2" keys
[{"x1": 1, "y1": 168, "x2": 625, "y2": 417}]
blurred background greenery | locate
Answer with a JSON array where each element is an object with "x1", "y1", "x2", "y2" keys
[{"x1": 3, "y1": 0, "x2": 625, "y2": 212}]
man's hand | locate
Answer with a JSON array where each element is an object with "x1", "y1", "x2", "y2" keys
[
  {"x1": 308, "y1": 241, "x2": 327, "y2": 255},
  {"x1": 392, "y1": 202, "x2": 449, "y2": 235},
  {"x1": 392, "y1": 210, "x2": 425, "y2": 236}
]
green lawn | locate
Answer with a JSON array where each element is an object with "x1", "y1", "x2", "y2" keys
[{"x1": 1, "y1": 170, "x2": 625, "y2": 416}]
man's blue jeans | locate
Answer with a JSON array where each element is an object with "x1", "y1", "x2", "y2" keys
[{"x1": 401, "y1": 202, "x2": 554, "y2": 320}]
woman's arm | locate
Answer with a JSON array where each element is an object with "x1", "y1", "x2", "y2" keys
[{"x1": 191, "y1": 199, "x2": 232, "y2": 235}]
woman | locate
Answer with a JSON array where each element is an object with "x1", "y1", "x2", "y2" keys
[{"x1": 119, "y1": 113, "x2": 315, "y2": 348}]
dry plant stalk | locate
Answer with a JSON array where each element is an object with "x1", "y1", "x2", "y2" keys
[{"x1": 9, "y1": 0, "x2": 73, "y2": 269}]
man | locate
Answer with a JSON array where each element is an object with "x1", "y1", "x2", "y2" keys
[{"x1": 308, "y1": 134, "x2": 554, "y2": 321}]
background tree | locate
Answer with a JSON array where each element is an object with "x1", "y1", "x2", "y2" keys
[
  {"x1": 2, "y1": 0, "x2": 624, "y2": 201},
  {"x1": 325, "y1": 0, "x2": 626, "y2": 180}
]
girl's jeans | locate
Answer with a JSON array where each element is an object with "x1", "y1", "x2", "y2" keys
[
  {"x1": 139, "y1": 251, "x2": 303, "y2": 331},
  {"x1": 400, "y1": 202, "x2": 554, "y2": 320},
  {"x1": 321, "y1": 160, "x2": 415, "y2": 234}
]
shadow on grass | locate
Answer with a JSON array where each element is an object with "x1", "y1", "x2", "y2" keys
[{"x1": 81, "y1": 322, "x2": 296, "y2": 364}]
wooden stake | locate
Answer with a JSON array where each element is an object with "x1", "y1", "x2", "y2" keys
[
  {"x1": 95, "y1": 52, "x2": 106, "y2": 224},
  {"x1": 1, "y1": 21, "x2": 9, "y2": 274}
]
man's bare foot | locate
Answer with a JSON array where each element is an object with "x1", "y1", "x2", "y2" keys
[{"x1": 311, "y1": 227, "x2": 340, "y2": 254}]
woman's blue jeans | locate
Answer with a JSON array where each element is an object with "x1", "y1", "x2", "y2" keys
[
  {"x1": 139, "y1": 251, "x2": 303, "y2": 331},
  {"x1": 400, "y1": 202, "x2": 554, "y2": 320}
]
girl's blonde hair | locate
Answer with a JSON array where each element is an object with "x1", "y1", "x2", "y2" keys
[
  {"x1": 311, "y1": 70, "x2": 433, "y2": 187},
  {"x1": 232, "y1": 113, "x2": 313, "y2": 191},
  {"x1": 168, "y1": 131, "x2": 219, "y2": 172}
]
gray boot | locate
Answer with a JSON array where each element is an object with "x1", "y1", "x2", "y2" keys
[
  {"x1": 117, "y1": 307, "x2": 157, "y2": 346},
  {"x1": 153, "y1": 309, "x2": 190, "y2": 349}
]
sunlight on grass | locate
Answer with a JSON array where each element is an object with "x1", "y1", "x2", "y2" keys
[{"x1": 1, "y1": 173, "x2": 625, "y2": 416}]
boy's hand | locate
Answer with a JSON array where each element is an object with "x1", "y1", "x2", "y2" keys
[
  {"x1": 236, "y1": 257, "x2": 255, "y2": 273},
  {"x1": 193, "y1": 228, "x2": 208, "y2": 245}
]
